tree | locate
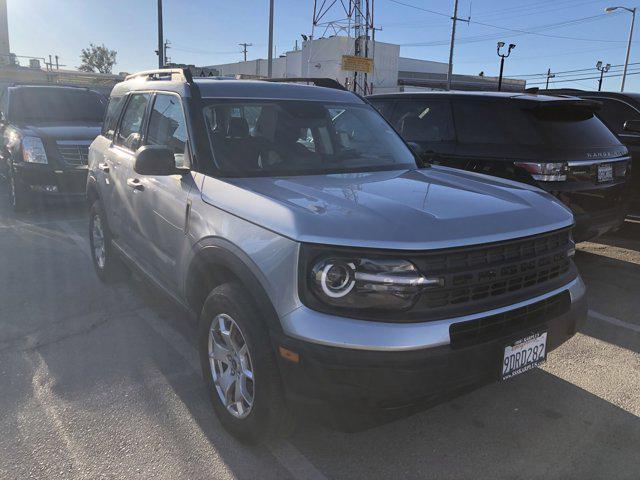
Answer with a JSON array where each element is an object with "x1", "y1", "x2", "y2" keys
[{"x1": 78, "y1": 44, "x2": 117, "y2": 74}]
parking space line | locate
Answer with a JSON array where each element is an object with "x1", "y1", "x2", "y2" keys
[{"x1": 588, "y1": 309, "x2": 640, "y2": 334}]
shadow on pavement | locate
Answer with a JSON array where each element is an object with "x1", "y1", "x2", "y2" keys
[{"x1": 287, "y1": 369, "x2": 640, "y2": 480}]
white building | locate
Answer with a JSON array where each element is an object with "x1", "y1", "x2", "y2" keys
[{"x1": 206, "y1": 36, "x2": 525, "y2": 93}]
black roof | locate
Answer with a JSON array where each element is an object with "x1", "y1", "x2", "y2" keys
[
  {"x1": 112, "y1": 69, "x2": 361, "y2": 103},
  {"x1": 367, "y1": 90, "x2": 585, "y2": 104}
]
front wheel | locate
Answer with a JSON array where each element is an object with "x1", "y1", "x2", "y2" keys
[
  {"x1": 89, "y1": 200, "x2": 128, "y2": 283},
  {"x1": 198, "y1": 283, "x2": 293, "y2": 444}
]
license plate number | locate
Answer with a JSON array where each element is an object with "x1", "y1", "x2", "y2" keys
[
  {"x1": 502, "y1": 332, "x2": 547, "y2": 380},
  {"x1": 597, "y1": 164, "x2": 613, "y2": 183}
]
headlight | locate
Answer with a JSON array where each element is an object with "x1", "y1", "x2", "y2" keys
[
  {"x1": 22, "y1": 136, "x2": 48, "y2": 164},
  {"x1": 514, "y1": 161, "x2": 567, "y2": 181},
  {"x1": 306, "y1": 255, "x2": 442, "y2": 312}
]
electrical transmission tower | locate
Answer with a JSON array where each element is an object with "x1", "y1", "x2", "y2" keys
[{"x1": 311, "y1": 0, "x2": 376, "y2": 94}]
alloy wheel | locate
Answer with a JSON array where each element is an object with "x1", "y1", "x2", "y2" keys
[{"x1": 208, "y1": 313, "x2": 255, "y2": 419}]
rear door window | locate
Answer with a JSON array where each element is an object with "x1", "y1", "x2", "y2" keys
[
  {"x1": 391, "y1": 99, "x2": 455, "y2": 143},
  {"x1": 115, "y1": 93, "x2": 151, "y2": 151},
  {"x1": 592, "y1": 98, "x2": 640, "y2": 135}
]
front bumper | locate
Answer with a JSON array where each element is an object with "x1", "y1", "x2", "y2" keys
[
  {"x1": 13, "y1": 163, "x2": 88, "y2": 197},
  {"x1": 274, "y1": 277, "x2": 587, "y2": 430}
]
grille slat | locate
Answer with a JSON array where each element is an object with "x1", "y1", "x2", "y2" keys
[
  {"x1": 57, "y1": 142, "x2": 90, "y2": 166},
  {"x1": 415, "y1": 228, "x2": 573, "y2": 312}
]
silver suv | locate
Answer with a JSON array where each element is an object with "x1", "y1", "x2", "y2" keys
[{"x1": 87, "y1": 69, "x2": 586, "y2": 443}]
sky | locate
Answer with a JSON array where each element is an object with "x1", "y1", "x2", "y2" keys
[{"x1": 7, "y1": 0, "x2": 640, "y2": 91}]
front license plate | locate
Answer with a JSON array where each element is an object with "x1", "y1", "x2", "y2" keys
[
  {"x1": 597, "y1": 163, "x2": 613, "y2": 183},
  {"x1": 502, "y1": 332, "x2": 547, "y2": 380}
]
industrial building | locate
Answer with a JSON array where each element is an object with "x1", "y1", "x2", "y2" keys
[{"x1": 206, "y1": 36, "x2": 525, "y2": 93}]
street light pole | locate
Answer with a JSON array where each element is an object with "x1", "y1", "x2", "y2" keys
[
  {"x1": 267, "y1": 0, "x2": 274, "y2": 78},
  {"x1": 596, "y1": 60, "x2": 611, "y2": 91},
  {"x1": 496, "y1": 42, "x2": 515, "y2": 92},
  {"x1": 606, "y1": 6, "x2": 636, "y2": 92}
]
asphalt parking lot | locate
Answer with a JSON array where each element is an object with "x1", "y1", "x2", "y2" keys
[{"x1": 0, "y1": 186, "x2": 639, "y2": 480}]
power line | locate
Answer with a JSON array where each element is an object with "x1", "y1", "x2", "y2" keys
[
  {"x1": 527, "y1": 68, "x2": 640, "y2": 85},
  {"x1": 390, "y1": 0, "x2": 628, "y2": 46},
  {"x1": 510, "y1": 62, "x2": 640, "y2": 78}
]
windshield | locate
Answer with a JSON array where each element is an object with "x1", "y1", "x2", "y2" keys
[
  {"x1": 8, "y1": 88, "x2": 107, "y2": 123},
  {"x1": 453, "y1": 101, "x2": 621, "y2": 148},
  {"x1": 202, "y1": 100, "x2": 417, "y2": 176}
]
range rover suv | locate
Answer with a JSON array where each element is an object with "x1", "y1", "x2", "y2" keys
[
  {"x1": 368, "y1": 91, "x2": 631, "y2": 241},
  {"x1": 87, "y1": 69, "x2": 586, "y2": 443},
  {"x1": 0, "y1": 84, "x2": 107, "y2": 211}
]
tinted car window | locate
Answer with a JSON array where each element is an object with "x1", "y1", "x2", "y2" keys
[
  {"x1": 391, "y1": 99, "x2": 455, "y2": 142},
  {"x1": 593, "y1": 98, "x2": 640, "y2": 134},
  {"x1": 453, "y1": 100, "x2": 620, "y2": 148},
  {"x1": 102, "y1": 96, "x2": 125, "y2": 139},
  {"x1": 203, "y1": 100, "x2": 416, "y2": 176},
  {"x1": 147, "y1": 94, "x2": 188, "y2": 167},
  {"x1": 116, "y1": 93, "x2": 150, "y2": 151},
  {"x1": 369, "y1": 99, "x2": 395, "y2": 119},
  {"x1": 8, "y1": 87, "x2": 106, "y2": 123}
]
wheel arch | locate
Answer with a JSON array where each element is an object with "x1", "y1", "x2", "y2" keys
[{"x1": 183, "y1": 238, "x2": 283, "y2": 333}]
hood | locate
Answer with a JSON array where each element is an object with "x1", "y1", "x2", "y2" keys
[
  {"x1": 201, "y1": 166, "x2": 574, "y2": 250},
  {"x1": 17, "y1": 122, "x2": 102, "y2": 141}
]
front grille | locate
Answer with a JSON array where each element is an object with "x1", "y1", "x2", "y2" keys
[
  {"x1": 57, "y1": 142, "x2": 90, "y2": 166},
  {"x1": 449, "y1": 291, "x2": 571, "y2": 349},
  {"x1": 414, "y1": 228, "x2": 573, "y2": 312}
]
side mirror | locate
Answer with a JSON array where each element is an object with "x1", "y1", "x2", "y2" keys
[
  {"x1": 623, "y1": 119, "x2": 640, "y2": 134},
  {"x1": 133, "y1": 145, "x2": 177, "y2": 176}
]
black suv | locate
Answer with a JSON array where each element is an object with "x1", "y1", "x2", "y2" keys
[
  {"x1": 0, "y1": 84, "x2": 107, "y2": 211},
  {"x1": 541, "y1": 89, "x2": 640, "y2": 214},
  {"x1": 368, "y1": 91, "x2": 631, "y2": 242}
]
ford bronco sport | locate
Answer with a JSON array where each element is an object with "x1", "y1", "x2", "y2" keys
[{"x1": 87, "y1": 69, "x2": 586, "y2": 443}]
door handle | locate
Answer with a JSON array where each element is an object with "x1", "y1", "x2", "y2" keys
[
  {"x1": 98, "y1": 162, "x2": 110, "y2": 173},
  {"x1": 127, "y1": 178, "x2": 144, "y2": 191}
]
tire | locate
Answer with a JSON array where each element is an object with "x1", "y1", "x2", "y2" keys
[
  {"x1": 89, "y1": 199, "x2": 128, "y2": 283},
  {"x1": 198, "y1": 282, "x2": 294, "y2": 444},
  {"x1": 9, "y1": 171, "x2": 30, "y2": 212}
]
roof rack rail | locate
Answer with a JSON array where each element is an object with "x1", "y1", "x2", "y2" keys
[
  {"x1": 125, "y1": 68, "x2": 194, "y2": 84},
  {"x1": 261, "y1": 77, "x2": 346, "y2": 91}
]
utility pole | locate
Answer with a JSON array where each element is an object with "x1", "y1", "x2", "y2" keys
[
  {"x1": 596, "y1": 61, "x2": 611, "y2": 91},
  {"x1": 496, "y1": 42, "x2": 516, "y2": 91},
  {"x1": 545, "y1": 68, "x2": 555, "y2": 89},
  {"x1": 446, "y1": 0, "x2": 470, "y2": 91},
  {"x1": 55, "y1": 55, "x2": 59, "y2": 70},
  {"x1": 157, "y1": 0, "x2": 164, "y2": 68},
  {"x1": 267, "y1": 0, "x2": 274, "y2": 77},
  {"x1": 605, "y1": 6, "x2": 636, "y2": 92},
  {"x1": 238, "y1": 42, "x2": 252, "y2": 62}
]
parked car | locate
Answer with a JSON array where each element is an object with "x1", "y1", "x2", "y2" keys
[
  {"x1": 368, "y1": 91, "x2": 631, "y2": 241},
  {"x1": 0, "y1": 84, "x2": 107, "y2": 211},
  {"x1": 87, "y1": 69, "x2": 586, "y2": 443},
  {"x1": 540, "y1": 88, "x2": 640, "y2": 215}
]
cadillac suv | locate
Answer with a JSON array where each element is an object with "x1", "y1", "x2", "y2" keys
[
  {"x1": 0, "y1": 84, "x2": 107, "y2": 211},
  {"x1": 87, "y1": 70, "x2": 586, "y2": 443}
]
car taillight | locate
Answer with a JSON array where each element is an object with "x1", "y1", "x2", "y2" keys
[{"x1": 514, "y1": 162, "x2": 567, "y2": 182}]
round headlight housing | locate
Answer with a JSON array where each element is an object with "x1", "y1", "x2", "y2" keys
[{"x1": 309, "y1": 256, "x2": 437, "y2": 312}]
